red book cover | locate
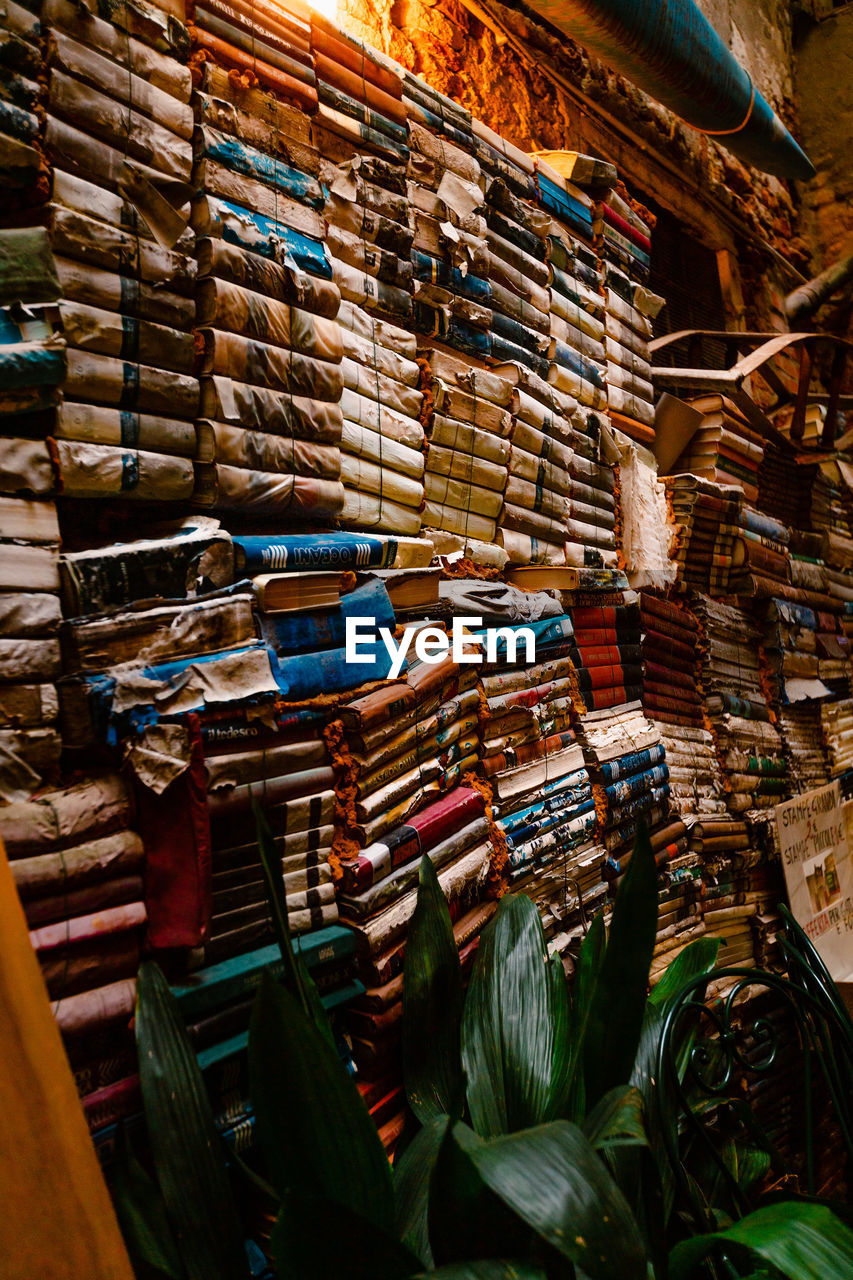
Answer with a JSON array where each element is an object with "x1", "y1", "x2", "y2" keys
[{"x1": 338, "y1": 786, "x2": 485, "y2": 895}]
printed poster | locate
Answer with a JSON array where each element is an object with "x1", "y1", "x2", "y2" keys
[{"x1": 775, "y1": 781, "x2": 853, "y2": 982}]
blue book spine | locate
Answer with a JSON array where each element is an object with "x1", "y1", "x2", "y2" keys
[
  {"x1": 500, "y1": 772, "x2": 592, "y2": 833},
  {"x1": 490, "y1": 309, "x2": 546, "y2": 356},
  {"x1": 550, "y1": 263, "x2": 604, "y2": 314},
  {"x1": 597, "y1": 744, "x2": 666, "y2": 784},
  {"x1": 410, "y1": 251, "x2": 492, "y2": 304},
  {"x1": 200, "y1": 128, "x2": 325, "y2": 209},
  {"x1": 212, "y1": 197, "x2": 330, "y2": 278},
  {"x1": 271, "y1": 641, "x2": 399, "y2": 701},
  {"x1": 548, "y1": 234, "x2": 601, "y2": 288},
  {"x1": 318, "y1": 79, "x2": 409, "y2": 147},
  {"x1": 503, "y1": 799, "x2": 596, "y2": 847},
  {"x1": 404, "y1": 95, "x2": 472, "y2": 151},
  {"x1": 490, "y1": 331, "x2": 549, "y2": 378},
  {"x1": 550, "y1": 338, "x2": 606, "y2": 389},
  {"x1": 87, "y1": 643, "x2": 272, "y2": 744},
  {"x1": 479, "y1": 141, "x2": 537, "y2": 199},
  {"x1": 234, "y1": 532, "x2": 396, "y2": 572},
  {"x1": 0, "y1": 343, "x2": 65, "y2": 386},
  {"x1": 487, "y1": 209, "x2": 547, "y2": 262},
  {"x1": 413, "y1": 303, "x2": 491, "y2": 361},
  {"x1": 770, "y1": 598, "x2": 817, "y2": 629},
  {"x1": 475, "y1": 615, "x2": 575, "y2": 662},
  {"x1": 740, "y1": 507, "x2": 790, "y2": 543},
  {"x1": 605, "y1": 784, "x2": 670, "y2": 828},
  {"x1": 260, "y1": 578, "x2": 395, "y2": 657},
  {"x1": 603, "y1": 763, "x2": 670, "y2": 806},
  {"x1": 537, "y1": 175, "x2": 594, "y2": 227}
]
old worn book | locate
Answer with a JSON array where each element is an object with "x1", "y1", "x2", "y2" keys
[
  {"x1": 54, "y1": 257, "x2": 194, "y2": 331},
  {"x1": 374, "y1": 567, "x2": 440, "y2": 612},
  {"x1": 0, "y1": 497, "x2": 60, "y2": 543},
  {"x1": 197, "y1": 421, "x2": 341, "y2": 479},
  {"x1": 252, "y1": 571, "x2": 342, "y2": 614},
  {"x1": 60, "y1": 594, "x2": 257, "y2": 673},
  {"x1": 53, "y1": 403, "x2": 197, "y2": 457},
  {"x1": 0, "y1": 227, "x2": 60, "y2": 307},
  {"x1": 0, "y1": 438, "x2": 55, "y2": 497},
  {"x1": 193, "y1": 463, "x2": 345, "y2": 517},
  {"x1": 50, "y1": 441, "x2": 195, "y2": 502},
  {"x1": 0, "y1": 544, "x2": 61, "y2": 593},
  {"x1": 59, "y1": 518, "x2": 234, "y2": 616},
  {"x1": 196, "y1": 238, "x2": 338, "y2": 317},
  {"x1": 199, "y1": 376, "x2": 342, "y2": 442},
  {"x1": 195, "y1": 278, "x2": 343, "y2": 360}
]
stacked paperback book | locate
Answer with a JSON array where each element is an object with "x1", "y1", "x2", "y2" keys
[{"x1": 2, "y1": 0, "x2": 853, "y2": 1204}]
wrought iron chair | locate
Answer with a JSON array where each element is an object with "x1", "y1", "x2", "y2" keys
[{"x1": 654, "y1": 924, "x2": 853, "y2": 1238}]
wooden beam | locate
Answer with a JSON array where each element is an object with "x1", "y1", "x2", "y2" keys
[
  {"x1": 822, "y1": 345, "x2": 848, "y2": 448},
  {"x1": 790, "y1": 344, "x2": 814, "y2": 443},
  {"x1": 0, "y1": 838, "x2": 135, "y2": 1280}
]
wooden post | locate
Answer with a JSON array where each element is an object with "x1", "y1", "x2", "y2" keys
[
  {"x1": 790, "y1": 343, "x2": 814, "y2": 442},
  {"x1": 0, "y1": 837, "x2": 135, "y2": 1280},
  {"x1": 822, "y1": 343, "x2": 848, "y2": 448}
]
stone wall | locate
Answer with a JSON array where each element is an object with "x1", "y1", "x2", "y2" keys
[
  {"x1": 796, "y1": 7, "x2": 853, "y2": 270},
  {"x1": 338, "y1": 0, "x2": 813, "y2": 327}
]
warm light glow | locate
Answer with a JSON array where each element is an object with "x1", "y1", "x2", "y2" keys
[{"x1": 310, "y1": 0, "x2": 338, "y2": 23}]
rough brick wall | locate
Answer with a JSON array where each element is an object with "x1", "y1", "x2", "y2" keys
[
  {"x1": 339, "y1": 0, "x2": 810, "y2": 286},
  {"x1": 796, "y1": 9, "x2": 853, "y2": 267}
]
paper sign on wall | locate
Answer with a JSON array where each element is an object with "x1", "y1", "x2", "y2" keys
[{"x1": 775, "y1": 781, "x2": 853, "y2": 982}]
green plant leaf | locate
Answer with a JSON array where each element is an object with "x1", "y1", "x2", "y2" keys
[
  {"x1": 270, "y1": 1195, "x2": 421, "y2": 1280},
  {"x1": 427, "y1": 1118, "x2": 533, "y2": 1267},
  {"x1": 403, "y1": 855, "x2": 464, "y2": 1123},
  {"x1": 582, "y1": 1086, "x2": 646, "y2": 1151},
  {"x1": 625, "y1": 1001, "x2": 676, "y2": 1232},
  {"x1": 462, "y1": 894, "x2": 555, "y2": 1136},
  {"x1": 647, "y1": 937, "x2": 721, "y2": 1009},
  {"x1": 420, "y1": 1265, "x2": 547, "y2": 1278},
  {"x1": 669, "y1": 1202, "x2": 853, "y2": 1280},
  {"x1": 453, "y1": 1120, "x2": 647, "y2": 1280},
  {"x1": 582, "y1": 823, "x2": 658, "y2": 1109},
  {"x1": 135, "y1": 962, "x2": 248, "y2": 1280},
  {"x1": 721, "y1": 1137, "x2": 771, "y2": 1195},
  {"x1": 111, "y1": 1125, "x2": 186, "y2": 1280},
  {"x1": 248, "y1": 970, "x2": 395, "y2": 1232},
  {"x1": 562, "y1": 912, "x2": 606, "y2": 1121},
  {"x1": 545, "y1": 954, "x2": 571, "y2": 1120},
  {"x1": 252, "y1": 798, "x2": 333, "y2": 1045},
  {"x1": 394, "y1": 1114, "x2": 450, "y2": 1267}
]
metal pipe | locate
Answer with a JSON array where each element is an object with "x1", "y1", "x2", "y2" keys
[
  {"x1": 786, "y1": 251, "x2": 853, "y2": 323},
  {"x1": 523, "y1": 0, "x2": 814, "y2": 180}
]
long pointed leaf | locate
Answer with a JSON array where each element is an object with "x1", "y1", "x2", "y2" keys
[
  {"x1": 462, "y1": 894, "x2": 554, "y2": 1136},
  {"x1": 394, "y1": 1114, "x2": 450, "y2": 1267},
  {"x1": 563, "y1": 911, "x2": 606, "y2": 1121},
  {"x1": 248, "y1": 971, "x2": 395, "y2": 1231},
  {"x1": 545, "y1": 954, "x2": 571, "y2": 1120},
  {"x1": 582, "y1": 1086, "x2": 646, "y2": 1151},
  {"x1": 583, "y1": 824, "x2": 658, "y2": 1108},
  {"x1": 403, "y1": 855, "x2": 464, "y2": 1122},
  {"x1": 669, "y1": 1202, "x2": 853, "y2": 1280},
  {"x1": 271, "y1": 1195, "x2": 420, "y2": 1280},
  {"x1": 135, "y1": 962, "x2": 248, "y2": 1280},
  {"x1": 421, "y1": 1266, "x2": 547, "y2": 1278},
  {"x1": 453, "y1": 1120, "x2": 646, "y2": 1280},
  {"x1": 252, "y1": 799, "x2": 333, "y2": 1044},
  {"x1": 111, "y1": 1126, "x2": 186, "y2": 1280},
  {"x1": 626, "y1": 1002, "x2": 675, "y2": 1232},
  {"x1": 428, "y1": 1117, "x2": 533, "y2": 1266},
  {"x1": 647, "y1": 937, "x2": 720, "y2": 1009}
]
